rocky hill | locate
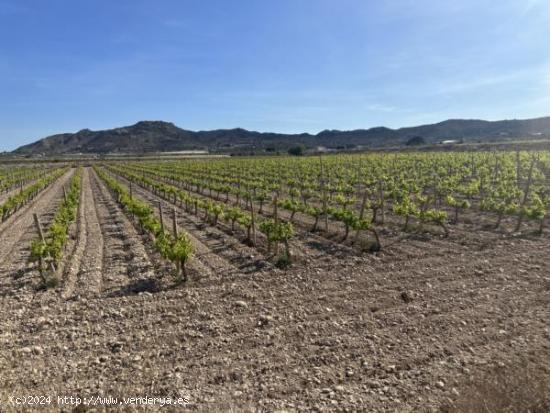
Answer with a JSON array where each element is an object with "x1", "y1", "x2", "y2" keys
[{"x1": 13, "y1": 116, "x2": 550, "y2": 155}]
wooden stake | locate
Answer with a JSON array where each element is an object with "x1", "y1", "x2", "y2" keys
[
  {"x1": 249, "y1": 196, "x2": 256, "y2": 246},
  {"x1": 158, "y1": 201, "x2": 164, "y2": 232},
  {"x1": 358, "y1": 191, "x2": 368, "y2": 221},
  {"x1": 515, "y1": 154, "x2": 537, "y2": 232},
  {"x1": 273, "y1": 195, "x2": 279, "y2": 255},
  {"x1": 273, "y1": 195, "x2": 278, "y2": 224},
  {"x1": 33, "y1": 214, "x2": 54, "y2": 280},
  {"x1": 173, "y1": 208, "x2": 181, "y2": 276},
  {"x1": 172, "y1": 208, "x2": 178, "y2": 237},
  {"x1": 320, "y1": 155, "x2": 329, "y2": 232},
  {"x1": 33, "y1": 213, "x2": 46, "y2": 243},
  {"x1": 516, "y1": 150, "x2": 521, "y2": 188},
  {"x1": 354, "y1": 191, "x2": 369, "y2": 243}
]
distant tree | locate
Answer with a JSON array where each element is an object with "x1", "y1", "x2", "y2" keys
[
  {"x1": 288, "y1": 145, "x2": 305, "y2": 156},
  {"x1": 406, "y1": 136, "x2": 426, "y2": 146}
]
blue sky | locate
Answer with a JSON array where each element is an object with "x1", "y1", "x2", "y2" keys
[{"x1": 1, "y1": 0, "x2": 549, "y2": 151}]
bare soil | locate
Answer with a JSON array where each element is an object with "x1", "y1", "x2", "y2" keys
[
  {"x1": 0, "y1": 167, "x2": 548, "y2": 412},
  {"x1": 0, "y1": 170, "x2": 74, "y2": 292}
]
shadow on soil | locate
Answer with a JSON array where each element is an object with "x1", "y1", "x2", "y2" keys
[{"x1": 107, "y1": 278, "x2": 161, "y2": 297}]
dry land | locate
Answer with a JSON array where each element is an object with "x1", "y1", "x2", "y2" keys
[{"x1": 0, "y1": 164, "x2": 548, "y2": 412}]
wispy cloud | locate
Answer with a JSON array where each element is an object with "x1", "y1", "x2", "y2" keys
[
  {"x1": 521, "y1": 0, "x2": 542, "y2": 14},
  {"x1": 431, "y1": 72, "x2": 522, "y2": 96},
  {"x1": 428, "y1": 60, "x2": 550, "y2": 97},
  {"x1": 365, "y1": 103, "x2": 396, "y2": 112}
]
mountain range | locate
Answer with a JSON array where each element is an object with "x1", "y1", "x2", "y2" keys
[{"x1": 12, "y1": 116, "x2": 550, "y2": 155}]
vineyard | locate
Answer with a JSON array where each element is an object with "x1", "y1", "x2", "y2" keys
[{"x1": 0, "y1": 152, "x2": 549, "y2": 411}]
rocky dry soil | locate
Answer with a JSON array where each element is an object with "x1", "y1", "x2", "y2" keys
[{"x1": 0, "y1": 167, "x2": 548, "y2": 412}]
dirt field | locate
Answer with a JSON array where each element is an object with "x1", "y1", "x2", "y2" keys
[{"x1": 0, "y1": 167, "x2": 548, "y2": 412}]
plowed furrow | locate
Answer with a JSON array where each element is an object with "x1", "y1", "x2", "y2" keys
[
  {"x1": 110, "y1": 171, "x2": 245, "y2": 278},
  {"x1": 0, "y1": 171, "x2": 73, "y2": 291},
  {"x1": 113, "y1": 169, "x2": 357, "y2": 269},
  {"x1": 62, "y1": 168, "x2": 104, "y2": 298},
  {"x1": 91, "y1": 169, "x2": 157, "y2": 296}
]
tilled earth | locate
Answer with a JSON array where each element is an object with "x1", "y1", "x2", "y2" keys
[{"x1": 0, "y1": 167, "x2": 548, "y2": 412}]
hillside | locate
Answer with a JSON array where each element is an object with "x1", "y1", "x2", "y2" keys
[{"x1": 12, "y1": 116, "x2": 550, "y2": 155}]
